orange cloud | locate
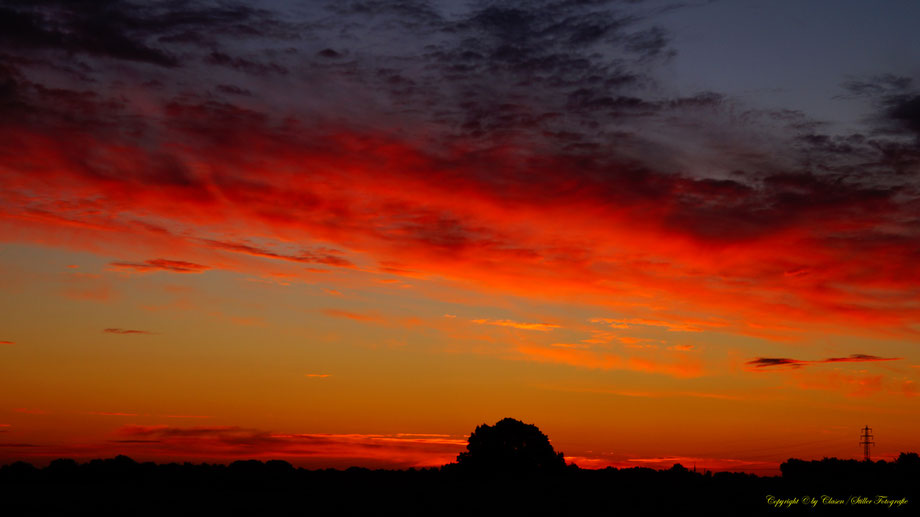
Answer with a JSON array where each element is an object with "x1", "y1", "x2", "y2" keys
[
  {"x1": 592, "y1": 317, "x2": 725, "y2": 333},
  {"x1": 321, "y1": 309, "x2": 382, "y2": 322},
  {"x1": 539, "y1": 384, "x2": 743, "y2": 400},
  {"x1": 472, "y1": 319, "x2": 561, "y2": 332},
  {"x1": 793, "y1": 370, "x2": 886, "y2": 398},
  {"x1": 517, "y1": 344, "x2": 702, "y2": 378},
  {"x1": 756, "y1": 366, "x2": 916, "y2": 398}
]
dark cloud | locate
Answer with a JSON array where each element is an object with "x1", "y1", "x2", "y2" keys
[
  {"x1": 748, "y1": 354, "x2": 901, "y2": 369},
  {"x1": 839, "y1": 74, "x2": 913, "y2": 98},
  {"x1": 0, "y1": 0, "x2": 178, "y2": 66},
  {"x1": 824, "y1": 354, "x2": 901, "y2": 364},
  {"x1": 0, "y1": 0, "x2": 286, "y2": 67},
  {"x1": 205, "y1": 51, "x2": 288, "y2": 76},
  {"x1": 215, "y1": 84, "x2": 252, "y2": 96},
  {"x1": 746, "y1": 358, "x2": 804, "y2": 369},
  {"x1": 317, "y1": 48, "x2": 341, "y2": 58},
  {"x1": 835, "y1": 74, "x2": 920, "y2": 144},
  {"x1": 307, "y1": 0, "x2": 691, "y2": 149},
  {"x1": 886, "y1": 94, "x2": 920, "y2": 138}
]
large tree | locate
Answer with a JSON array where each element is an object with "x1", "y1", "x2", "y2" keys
[{"x1": 456, "y1": 418, "x2": 566, "y2": 473}]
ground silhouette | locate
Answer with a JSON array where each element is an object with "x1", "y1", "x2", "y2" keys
[{"x1": 1, "y1": 419, "x2": 916, "y2": 515}]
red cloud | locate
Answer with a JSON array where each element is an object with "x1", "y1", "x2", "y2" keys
[{"x1": 2, "y1": 90, "x2": 919, "y2": 344}]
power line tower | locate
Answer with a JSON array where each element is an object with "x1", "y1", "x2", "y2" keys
[{"x1": 859, "y1": 425, "x2": 874, "y2": 462}]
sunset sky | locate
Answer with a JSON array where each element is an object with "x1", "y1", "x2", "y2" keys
[{"x1": 1, "y1": 0, "x2": 919, "y2": 474}]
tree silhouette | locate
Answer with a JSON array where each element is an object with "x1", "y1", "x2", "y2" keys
[{"x1": 455, "y1": 417, "x2": 566, "y2": 473}]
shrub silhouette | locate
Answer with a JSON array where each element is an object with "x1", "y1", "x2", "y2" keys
[{"x1": 455, "y1": 417, "x2": 565, "y2": 473}]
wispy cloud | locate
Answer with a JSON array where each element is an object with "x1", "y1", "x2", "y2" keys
[
  {"x1": 13, "y1": 408, "x2": 48, "y2": 415},
  {"x1": 201, "y1": 239, "x2": 353, "y2": 267},
  {"x1": 591, "y1": 317, "x2": 724, "y2": 333},
  {"x1": 472, "y1": 319, "x2": 561, "y2": 332},
  {"x1": 518, "y1": 345, "x2": 702, "y2": 378},
  {"x1": 539, "y1": 385, "x2": 742, "y2": 400},
  {"x1": 103, "y1": 328, "x2": 154, "y2": 335},
  {"x1": 110, "y1": 259, "x2": 210, "y2": 274},
  {"x1": 747, "y1": 354, "x2": 901, "y2": 369},
  {"x1": 321, "y1": 309, "x2": 382, "y2": 322}
]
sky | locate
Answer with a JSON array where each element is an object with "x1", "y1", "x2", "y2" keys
[{"x1": 1, "y1": 0, "x2": 919, "y2": 474}]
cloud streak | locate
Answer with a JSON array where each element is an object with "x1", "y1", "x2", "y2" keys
[
  {"x1": 518, "y1": 344, "x2": 702, "y2": 378},
  {"x1": 321, "y1": 309, "x2": 382, "y2": 323},
  {"x1": 102, "y1": 425, "x2": 466, "y2": 468},
  {"x1": 103, "y1": 328, "x2": 154, "y2": 335},
  {"x1": 472, "y1": 319, "x2": 561, "y2": 332},
  {"x1": 110, "y1": 259, "x2": 210, "y2": 274},
  {"x1": 747, "y1": 354, "x2": 902, "y2": 369}
]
